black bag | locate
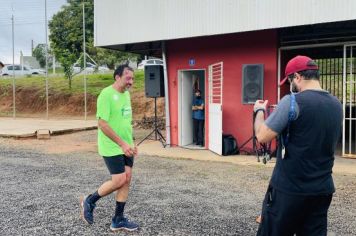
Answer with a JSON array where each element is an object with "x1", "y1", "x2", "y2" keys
[{"x1": 222, "y1": 134, "x2": 239, "y2": 156}]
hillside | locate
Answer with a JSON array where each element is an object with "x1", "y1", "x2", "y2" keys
[{"x1": 0, "y1": 72, "x2": 165, "y2": 125}]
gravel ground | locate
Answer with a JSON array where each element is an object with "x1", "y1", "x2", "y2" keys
[{"x1": 0, "y1": 130, "x2": 355, "y2": 236}]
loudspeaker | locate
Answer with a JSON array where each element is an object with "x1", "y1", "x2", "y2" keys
[
  {"x1": 145, "y1": 65, "x2": 165, "y2": 97},
  {"x1": 242, "y1": 64, "x2": 264, "y2": 104},
  {"x1": 222, "y1": 134, "x2": 239, "y2": 156}
]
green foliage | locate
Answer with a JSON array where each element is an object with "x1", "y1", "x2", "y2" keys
[
  {"x1": 32, "y1": 44, "x2": 52, "y2": 68},
  {"x1": 49, "y1": 0, "x2": 93, "y2": 86},
  {"x1": 32, "y1": 44, "x2": 46, "y2": 68},
  {"x1": 86, "y1": 40, "x2": 138, "y2": 69},
  {"x1": 134, "y1": 70, "x2": 144, "y2": 91},
  {"x1": 48, "y1": 0, "x2": 139, "y2": 88}
]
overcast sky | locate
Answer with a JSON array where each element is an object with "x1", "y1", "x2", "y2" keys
[{"x1": 0, "y1": 0, "x2": 67, "y2": 64}]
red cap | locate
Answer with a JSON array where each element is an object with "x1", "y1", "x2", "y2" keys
[{"x1": 280, "y1": 55, "x2": 319, "y2": 86}]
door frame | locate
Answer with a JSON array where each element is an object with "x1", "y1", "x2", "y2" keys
[{"x1": 177, "y1": 69, "x2": 206, "y2": 146}]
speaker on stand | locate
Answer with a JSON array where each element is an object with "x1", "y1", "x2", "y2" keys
[
  {"x1": 242, "y1": 64, "x2": 264, "y2": 104},
  {"x1": 137, "y1": 64, "x2": 166, "y2": 147},
  {"x1": 238, "y1": 64, "x2": 264, "y2": 155}
]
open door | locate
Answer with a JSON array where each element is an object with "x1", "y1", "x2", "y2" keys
[
  {"x1": 208, "y1": 62, "x2": 223, "y2": 155},
  {"x1": 179, "y1": 71, "x2": 194, "y2": 146}
]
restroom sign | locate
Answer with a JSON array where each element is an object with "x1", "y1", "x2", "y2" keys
[{"x1": 189, "y1": 59, "x2": 195, "y2": 66}]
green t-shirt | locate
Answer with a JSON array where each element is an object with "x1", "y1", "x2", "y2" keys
[{"x1": 96, "y1": 85, "x2": 133, "y2": 156}]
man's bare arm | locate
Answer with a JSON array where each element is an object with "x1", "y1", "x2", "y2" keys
[{"x1": 254, "y1": 111, "x2": 278, "y2": 143}]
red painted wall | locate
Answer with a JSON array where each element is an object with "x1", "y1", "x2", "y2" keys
[{"x1": 166, "y1": 29, "x2": 278, "y2": 150}]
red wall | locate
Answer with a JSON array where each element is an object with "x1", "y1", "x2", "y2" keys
[{"x1": 166, "y1": 29, "x2": 278, "y2": 149}]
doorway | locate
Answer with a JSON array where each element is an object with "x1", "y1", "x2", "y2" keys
[{"x1": 178, "y1": 69, "x2": 205, "y2": 148}]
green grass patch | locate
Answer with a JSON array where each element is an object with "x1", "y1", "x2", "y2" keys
[
  {"x1": 0, "y1": 70, "x2": 144, "y2": 97},
  {"x1": 48, "y1": 68, "x2": 64, "y2": 74}
]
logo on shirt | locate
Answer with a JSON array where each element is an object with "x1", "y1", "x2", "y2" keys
[
  {"x1": 113, "y1": 94, "x2": 119, "y2": 101},
  {"x1": 121, "y1": 107, "x2": 132, "y2": 118}
]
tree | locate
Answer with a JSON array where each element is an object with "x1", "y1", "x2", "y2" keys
[
  {"x1": 49, "y1": 0, "x2": 90, "y2": 88},
  {"x1": 49, "y1": 0, "x2": 138, "y2": 88},
  {"x1": 86, "y1": 38, "x2": 138, "y2": 69},
  {"x1": 32, "y1": 44, "x2": 53, "y2": 68}
]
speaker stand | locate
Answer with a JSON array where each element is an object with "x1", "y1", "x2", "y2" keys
[
  {"x1": 238, "y1": 109, "x2": 258, "y2": 157},
  {"x1": 137, "y1": 97, "x2": 166, "y2": 147},
  {"x1": 238, "y1": 135, "x2": 257, "y2": 155}
]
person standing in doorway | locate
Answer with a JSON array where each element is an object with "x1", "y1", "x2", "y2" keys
[
  {"x1": 192, "y1": 89, "x2": 205, "y2": 146},
  {"x1": 81, "y1": 64, "x2": 139, "y2": 232},
  {"x1": 254, "y1": 55, "x2": 342, "y2": 236}
]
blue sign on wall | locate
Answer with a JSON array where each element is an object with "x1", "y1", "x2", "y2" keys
[{"x1": 189, "y1": 59, "x2": 195, "y2": 66}]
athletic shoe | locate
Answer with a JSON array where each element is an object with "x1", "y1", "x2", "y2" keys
[
  {"x1": 80, "y1": 195, "x2": 96, "y2": 224},
  {"x1": 110, "y1": 217, "x2": 139, "y2": 232}
]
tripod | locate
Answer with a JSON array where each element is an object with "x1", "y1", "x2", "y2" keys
[
  {"x1": 137, "y1": 97, "x2": 166, "y2": 147},
  {"x1": 238, "y1": 105, "x2": 276, "y2": 164}
]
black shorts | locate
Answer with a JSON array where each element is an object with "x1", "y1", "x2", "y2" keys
[
  {"x1": 103, "y1": 154, "x2": 134, "y2": 175},
  {"x1": 257, "y1": 185, "x2": 333, "y2": 236}
]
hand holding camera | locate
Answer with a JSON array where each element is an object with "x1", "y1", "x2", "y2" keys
[{"x1": 254, "y1": 100, "x2": 269, "y2": 113}]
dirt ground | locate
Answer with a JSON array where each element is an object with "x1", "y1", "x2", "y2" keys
[
  {"x1": 0, "y1": 129, "x2": 355, "y2": 235},
  {"x1": 0, "y1": 129, "x2": 150, "y2": 154},
  {"x1": 0, "y1": 88, "x2": 165, "y2": 121}
]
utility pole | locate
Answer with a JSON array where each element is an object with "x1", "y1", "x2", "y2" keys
[
  {"x1": 12, "y1": 13, "x2": 16, "y2": 118},
  {"x1": 31, "y1": 39, "x2": 34, "y2": 56},
  {"x1": 83, "y1": 1, "x2": 87, "y2": 120},
  {"x1": 53, "y1": 55, "x2": 55, "y2": 74},
  {"x1": 45, "y1": 0, "x2": 49, "y2": 119},
  {"x1": 20, "y1": 50, "x2": 23, "y2": 71}
]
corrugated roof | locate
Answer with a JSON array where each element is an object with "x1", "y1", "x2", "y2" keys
[{"x1": 94, "y1": 0, "x2": 356, "y2": 49}]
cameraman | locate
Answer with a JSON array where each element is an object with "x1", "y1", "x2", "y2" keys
[{"x1": 254, "y1": 55, "x2": 342, "y2": 236}]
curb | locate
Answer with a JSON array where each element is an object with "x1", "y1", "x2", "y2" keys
[{"x1": 0, "y1": 126, "x2": 97, "y2": 139}]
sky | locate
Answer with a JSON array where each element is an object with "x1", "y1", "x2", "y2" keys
[{"x1": 0, "y1": 0, "x2": 67, "y2": 64}]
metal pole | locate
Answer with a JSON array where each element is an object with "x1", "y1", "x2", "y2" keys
[
  {"x1": 161, "y1": 41, "x2": 171, "y2": 146},
  {"x1": 83, "y1": 2, "x2": 87, "y2": 120},
  {"x1": 45, "y1": 0, "x2": 49, "y2": 119},
  {"x1": 349, "y1": 47, "x2": 353, "y2": 155},
  {"x1": 342, "y1": 45, "x2": 347, "y2": 157},
  {"x1": 155, "y1": 97, "x2": 157, "y2": 140},
  {"x1": 12, "y1": 14, "x2": 16, "y2": 118},
  {"x1": 53, "y1": 55, "x2": 55, "y2": 74}
]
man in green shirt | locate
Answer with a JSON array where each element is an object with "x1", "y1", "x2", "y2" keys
[{"x1": 81, "y1": 64, "x2": 139, "y2": 232}]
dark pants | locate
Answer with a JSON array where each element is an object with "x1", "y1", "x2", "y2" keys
[
  {"x1": 193, "y1": 119, "x2": 204, "y2": 145},
  {"x1": 257, "y1": 185, "x2": 333, "y2": 236}
]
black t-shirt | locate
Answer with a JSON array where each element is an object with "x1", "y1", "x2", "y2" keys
[{"x1": 265, "y1": 90, "x2": 342, "y2": 195}]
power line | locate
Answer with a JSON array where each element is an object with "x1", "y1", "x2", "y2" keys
[{"x1": 0, "y1": 21, "x2": 46, "y2": 26}]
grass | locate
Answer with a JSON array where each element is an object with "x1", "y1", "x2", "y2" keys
[
  {"x1": 0, "y1": 70, "x2": 144, "y2": 97},
  {"x1": 48, "y1": 68, "x2": 64, "y2": 74}
]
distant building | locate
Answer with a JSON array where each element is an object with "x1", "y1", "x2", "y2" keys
[{"x1": 22, "y1": 56, "x2": 40, "y2": 69}]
